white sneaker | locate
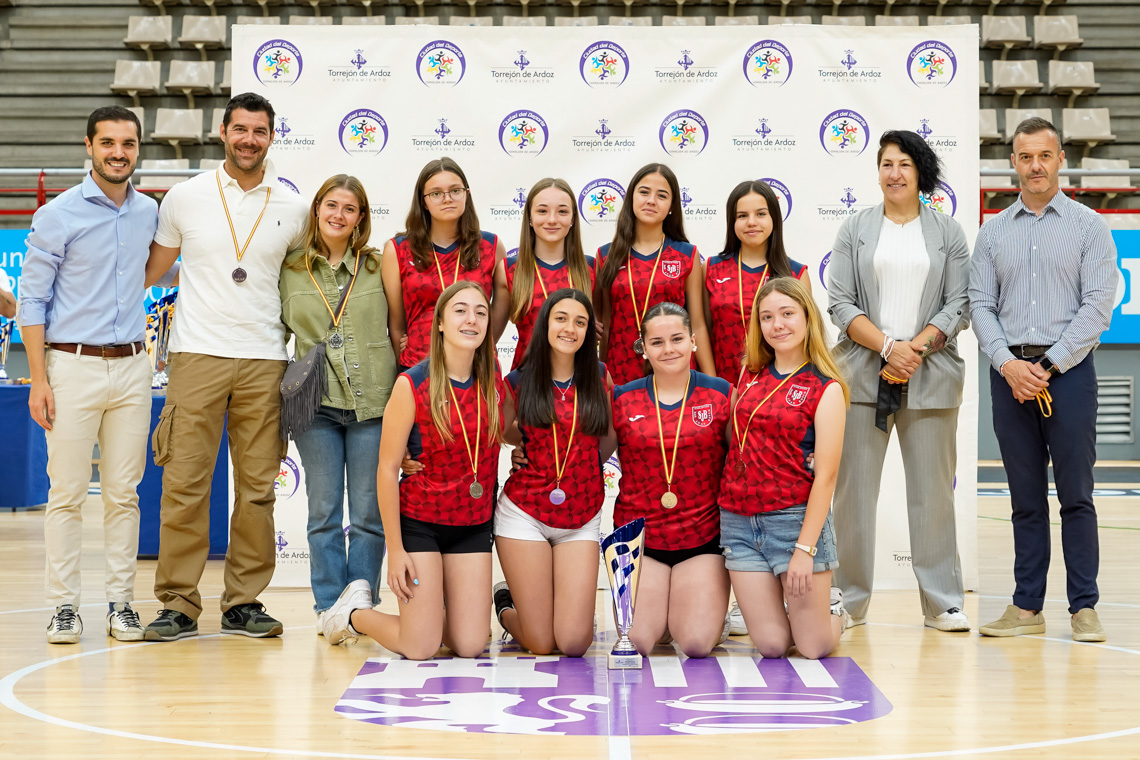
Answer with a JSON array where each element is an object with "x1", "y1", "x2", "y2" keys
[
  {"x1": 717, "y1": 613, "x2": 731, "y2": 645},
  {"x1": 316, "y1": 611, "x2": 325, "y2": 637},
  {"x1": 924, "y1": 607, "x2": 971, "y2": 632},
  {"x1": 106, "y1": 603, "x2": 144, "y2": 641},
  {"x1": 728, "y1": 602, "x2": 748, "y2": 635},
  {"x1": 322, "y1": 580, "x2": 373, "y2": 645},
  {"x1": 830, "y1": 587, "x2": 852, "y2": 630},
  {"x1": 47, "y1": 604, "x2": 83, "y2": 644}
]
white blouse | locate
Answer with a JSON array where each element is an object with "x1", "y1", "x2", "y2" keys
[{"x1": 873, "y1": 216, "x2": 930, "y2": 339}]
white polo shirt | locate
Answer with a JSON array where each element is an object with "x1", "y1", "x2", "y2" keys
[{"x1": 154, "y1": 161, "x2": 309, "y2": 360}]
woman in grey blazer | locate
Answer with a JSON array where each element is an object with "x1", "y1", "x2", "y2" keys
[{"x1": 827, "y1": 130, "x2": 971, "y2": 632}]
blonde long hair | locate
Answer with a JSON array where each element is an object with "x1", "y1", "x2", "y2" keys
[
  {"x1": 744, "y1": 277, "x2": 849, "y2": 405},
  {"x1": 286, "y1": 174, "x2": 380, "y2": 272},
  {"x1": 427, "y1": 281, "x2": 503, "y2": 443}
]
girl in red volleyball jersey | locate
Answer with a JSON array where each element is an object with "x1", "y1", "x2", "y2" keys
[
  {"x1": 322, "y1": 281, "x2": 509, "y2": 660},
  {"x1": 493, "y1": 288, "x2": 615, "y2": 657},
  {"x1": 491, "y1": 178, "x2": 597, "y2": 372},
  {"x1": 382, "y1": 158, "x2": 507, "y2": 369},
  {"x1": 594, "y1": 164, "x2": 715, "y2": 386},
  {"x1": 718, "y1": 277, "x2": 849, "y2": 660},
  {"x1": 704, "y1": 180, "x2": 811, "y2": 381},
  {"x1": 611, "y1": 302, "x2": 731, "y2": 658}
]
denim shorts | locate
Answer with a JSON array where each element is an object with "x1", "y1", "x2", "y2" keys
[{"x1": 719, "y1": 506, "x2": 839, "y2": 576}]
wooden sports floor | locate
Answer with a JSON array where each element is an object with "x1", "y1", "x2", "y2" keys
[{"x1": 2, "y1": 488, "x2": 1138, "y2": 760}]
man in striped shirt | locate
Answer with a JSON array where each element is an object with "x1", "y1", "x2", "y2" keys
[{"x1": 969, "y1": 116, "x2": 1118, "y2": 643}]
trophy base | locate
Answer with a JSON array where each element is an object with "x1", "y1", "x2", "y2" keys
[{"x1": 608, "y1": 652, "x2": 643, "y2": 670}]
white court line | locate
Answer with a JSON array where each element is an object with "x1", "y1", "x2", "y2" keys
[
  {"x1": 788, "y1": 658, "x2": 838, "y2": 688},
  {"x1": 716, "y1": 655, "x2": 767, "y2": 688},
  {"x1": 608, "y1": 736, "x2": 632, "y2": 760},
  {"x1": 647, "y1": 654, "x2": 687, "y2": 688}
]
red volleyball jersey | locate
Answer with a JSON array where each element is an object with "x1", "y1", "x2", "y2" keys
[
  {"x1": 501, "y1": 363, "x2": 607, "y2": 529},
  {"x1": 705, "y1": 254, "x2": 808, "y2": 381},
  {"x1": 395, "y1": 230, "x2": 498, "y2": 367},
  {"x1": 718, "y1": 363, "x2": 835, "y2": 517},
  {"x1": 504, "y1": 253, "x2": 597, "y2": 369},
  {"x1": 612, "y1": 370, "x2": 730, "y2": 550},
  {"x1": 599, "y1": 238, "x2": 697, "y2": 386},
  {"x1": 401, "y1": 360, "x2": 504, "y2": 526}
]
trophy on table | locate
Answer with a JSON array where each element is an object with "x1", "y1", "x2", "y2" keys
[
  {"x1": 0, "y1": 319, "x2": 13, "y2": 384},
  {"x1": 600, "y1": 517, "x2": 646, "y2": 670},
  {"x1": 147, "y1": 293, "x2": 176, "y2": 390}
]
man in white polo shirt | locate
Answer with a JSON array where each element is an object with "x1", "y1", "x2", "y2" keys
[{"x1": 143, "y1": 92, "x2": 308, "y2": 640}]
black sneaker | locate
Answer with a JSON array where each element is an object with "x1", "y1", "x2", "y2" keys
[
  {"x1": 144, "y1": 609, "x2": 198, "y2": 642},
  {"x1": 492, "y1": 581, "x2": 514, "y2": 628},
  {"x1": 221, "y1": 603, "x2": 284, "y2": 638}
]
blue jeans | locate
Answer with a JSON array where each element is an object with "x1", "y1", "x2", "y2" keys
[{"x1": 293, "y1": 406, "x2": 385, "y2": 612}]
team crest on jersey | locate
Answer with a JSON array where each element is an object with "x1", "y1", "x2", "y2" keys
[
  {"x1": 691, "y1": 404, "x2": 714, "y2": 427},
  {"x1": 786, "y1": 385, "x2": 810, "y2": 407},
  {"x1": 662, "y1": 260, "x2": 683, "y2": 279}
]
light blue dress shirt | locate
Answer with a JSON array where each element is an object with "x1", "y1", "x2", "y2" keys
[{"x1": 17, "y1": 173, "x2": 159, "y2": 345}]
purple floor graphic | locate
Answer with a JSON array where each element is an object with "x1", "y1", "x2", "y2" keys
[{"x1": 335, "y1": 643, "x2": 892, "y2": 736}]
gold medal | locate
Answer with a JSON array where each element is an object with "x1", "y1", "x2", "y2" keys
[
  {"x1": 652, "y1": 373, "x2": 690, "y2": 511},
  {"x1": 661, "y1": 491, "x2": 678, "y2": 509}
]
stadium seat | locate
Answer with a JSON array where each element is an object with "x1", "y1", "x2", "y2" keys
[
  {"x1": 990, "y1": 60, "x2": 1042, "y2": 108},
  {"x1": 240, "y1": 0, "x2": 284, "y2": 16},
  {"x1": 608, "y1": 16, "x2": 653, "y2": 25},
  {"x1": 395, "y1": 16, "x2": 441, "y2": 24},
  {"x1": 768, "y1": 15, "x2": 811, "y2": 24},
  {"x1": 1062, "y1": 108, "x2": 1116, "y2": 152},
  {"x1": 980, "y1": 159, "x2": 1015, "y2": 189},
  {"x1": 289, "y1": 15, "x2": 334, "y2": 23},
  {"x1": 137, "y1": 159, "x2": 191, "y2": 192},
  {"x1": 235, "y1": 15, "x2": 282, "y2": 24},
  {"x1": 555, "y1": 16, "x2": 599, "y2": 25},
  {"x1": 449, "y1": 15, "x2": 492, "y2": 24},
  {"x1": 342, "y1": 14, "x2": 387, "y2": 23},
  {"x1": 219, "y1": 59, "x2": 231, "y2": 94},
  {"x1": 715, "y1": 15, "x2": 758, "y2": 24},
  {"x1": 124, "y1": 16, "x2": 172, "y2": 61},
  {"x1": 110, "y1": 60, "x2": 162, "y2": 107},
  {"x1": 343, "y1": 0, "x2": 381, "y2": 16},
  {"x1": 297, "y1": 0, "x2": 336, "y2": 15},
  {"x1": 1080, "y1": 158, "x2": 1131, "y2": 190},
  {"x1": 980, "y1": 109, "x2": 1002, "y2": 143},
  {"x1": 127, "y1": 106, "x2": 147, "y2": 142},
  {"x1": 981, "y1": 15, "x2": 1031, "y2": 59},
  {"x1": 927, "y1": 16, "x2": 972, "y2": 26},
  {"x1": 662, "y1": 15, "x2": 706, "y2": 25},
  {"x1": 1048, "y1": 60, "x2": 1099, "y2": 107},
  {"x1": 187, "y1": 0, "x2": 233, "y2": 13},
  {"x1": 151, "y1": 109, "x2": 204, "y2": 159},
  {"x1": 822, "y1": 15, "x2": 866, "y2": 26},
  {"x1": 138, "y1": 0, "x2": 182, "y2": 15},
  {"x1": 199, "y1": 158, "x2": 225, "y2": 171},
  {"x1": 165, "y1": 60, "x2": 215, "y2": 108},
  {"x1": 875, "y1": 15, "x2": 918, "y2": 26},
  {"x1": 503, "y1": 15, "x2": 547, "y2": 25},
  {"x1": 207, "y1": 107, "x2": 225, "y2": 142},
  {"x1": 178, "y1": 15, "x2": 227, "y2": 58},
  {"x1": 1004, "y1": 107, "x2": 1053, "y2": 142},
  {"x1": 979, "y1": 62, "x2": 988, "y2": 93},
  {"x1": 1033, "y1": 15, "x2": 1082, "y2": 56}
]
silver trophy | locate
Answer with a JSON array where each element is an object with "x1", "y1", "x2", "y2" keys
[
  {"x1": 0, "y1": 320, "x2": 13, "y2": 384},
  {"x1": 147, "y1": 294, "x2": 176, "y2": 389},
  {"x1": 600, "y1": 517, "x2": 646, "y2": 670}
]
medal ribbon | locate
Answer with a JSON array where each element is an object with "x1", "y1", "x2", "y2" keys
[
  {"x1": 448, "y1": 380, "x2": 482, "y2": 490},
  {"x1": 534, "y1": 259, "x2": 573, "y2": 299},
  {"x1": 550, "y1": 385, "x2": 578, "y2": 489},
  {"x1": 627, "y1": 239, "x2": 666, "y2": 331},
  {"x1": 738, "y1": 256, "x2": 771, "y2": 332},
  {"x1": 216, "y1": 170, "x2": 272, "y2": 267},
  {"x1": 433, "y1": 245, "x2": 463, "y2": 291},
  {"x1": 306, "y1": 251, "x2": 361, "y2": 332},
  {"x1": 652, "y1": 372, "x2": 691, "y2": 496},
  {"x1": 732, "y1": 361, "x2": 809, "y2": 463}
]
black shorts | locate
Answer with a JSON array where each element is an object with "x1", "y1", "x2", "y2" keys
[
  {"x1": 400, "y1": 514, "x2": 494, "y2": 554},
  {"x1": 644, "y1": 537, "x2": 723, "y2": 568}
]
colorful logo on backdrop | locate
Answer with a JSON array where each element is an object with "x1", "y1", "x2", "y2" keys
[
  {"x1": 916, "y1": 118, "x2": 960, "y2": 153},
  {"x1": 907, "y1": 40, "x2": 957, "y2": 87},
  {"x1": 819, "y1": 109, "x2": 869, "y2": 156},
  {"x1": 498, "y1": 110, "x2": 549, "y2": 156},
  {"x1": 580, "y1": 41, "x2": 630, "y2": 88},
  {"x1": 817, "y1": 185, "x2": 872, "y2": 220},
  {"x1": 744, "y1": 40, "x2": 793, "y2": 87},
  {"x1": 338, "y1": 109, "x2": 389, "y2": 156},
  {"x1": 819, "y1": 251, "x2": 832, "y2": 291},
  {"x1": 572, "y1": 118, "x2": 637, "y2": 153},
  {"x1": 255, "y1": 39, "x2": 303, "y2": 86},
  {"x1": 679, "y1": 187, "x2": 717, "y2": 220},
  {"x1": 272, "y1": 115, "x2": 317, "y2": 152},
  {"x1": 818, "y1": 48, "x2": 882, "y2": 82},
  {"x1": 274, "y1": 457, "x2": 301, "y2": 498},
  {"x1": 660, "y1": 109, "x2": 709, "y2": 156},
  {"x1": 489, "y1": 187, "x2": 530, "y2": 223},
  {"x1": 491, "y1": 50, "x2": 555, "y2": 83},
  {"x1": 277, "y1": 177, "x2": 300, "y2": 194},
  {"x1": 732, "y1": 117, "x2": 796, "y2": 153},
  {"x1": 328, "y1": 47, "x2": 392, "y2": 82},
  {"x1": 759, "y1": 178, "x2": 793, "y2": 221},
  {"x1": 411, "y1": 116, "x2": 476, "y2": 154},
  {"x1": 336, "y1": 654, "x2": 892, "y2": 735},
  {"x1": 577, "y1": 178, "x2": 626, "y2": 225},
  {"x1": 655, "y1": 49, "x2": 718, "y2": 83},
  {"x1": 417, "y1": 41, "x2": 466, "y2": 86},
  {"x1": 921, "y1": 181, "x2": 958, "y2": 217}
]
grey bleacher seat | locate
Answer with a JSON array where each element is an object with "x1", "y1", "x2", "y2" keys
[
  {"x1": 768, "y1": 15, "x2": 811, "y2": 24},
  {"x1": 124, "y1": 16, "x2": 172, "y2": 61},
  {"x1": 342, "y1": 14, "x2": 387, "y2": 23},
  {"x1": 980, "y1": 109, "x2": 1002, "y2": 143},
  {"x1": 662, "y1": 15, "x2": 706, "y2": 25},
  {"x1": 137, "y1": 159, "x2": 191, "y2": 191},
  {"x1": 208, "y1": 107, "x2": 225, "y2": 141},
  {"x1": 1004, "y1": 107, "x2": 1053, "y2": 142},
  {"x1": 165, "y1": 60, "x2": 215, "y2": 108},
  {"x1": 178, "y1": 15, "x2": 228, "y2": 57},
  {"x1": 1048, "y1": 60, "x2": 1099, "y2": 107},
  {"x1": 235, "y1": 15, "x2": 282, "y2": 24},
  {"x1": 715, "y1": 15, "x2": 758, "y2": 24},
  {"x1": 982, "y1": 16, "x2": 1031, "y2": 58},
  {"x1": 198, "y1": 158, "x2": 225, "y2": 171},
  {"x1": 503, "y1": 15, "x2": 548, "y2": 25},
  {"x1": 990, "y1": 60, "x2": 1042, "y2": 108},
  {"x1": 875, "y1": 15, "x2": 918, "y2": 26},
  {"x1": 289, "y1": 15, "x2": 335, "y2": 24},
  {"x1": 127, "y1": 106, "x2": 147, "y2": 142},
  {"x1": 927, "y1": 16, "x2": 972, "y2": 25},
  {"x1": 979, "y1": 61, "x2": 988, "y2": 93},
  {"x1": 822, "y1": 15, "x2": 866, "y2": 26},
  {"x1": 555, "y1": 16, "x2": 598, "y2": 25},
  {"x1": 1062, "y1": 108, "x2": 1116, "y2": 150},
  {"x1": 980, "y1": 159, "x2": 1015, "y2": 189},
  {"x1": 1033, "y1": 15, "x2": 1082, "y2": 56},
  {"x1": 1080, "y1": 158, "x2": 1131, "y2": 190},
  {"x1": 151, "y1": 110, "x2": 204, "y2": 159},
  {"x1": 449, "y1": 16, "x2": 492, "y2": 25},
  {"x1": 220, "y1": 59, "x2": 231, "y2": 94},
  {"x1": 110, "y1": 60, "x2": 162, "y2": 107},
  {"x1": 395, "y1": 16, "x2": 441, "y2": 24},
  {"x1": 608, "y1": 16, "x2": 653, "y2": 25}
]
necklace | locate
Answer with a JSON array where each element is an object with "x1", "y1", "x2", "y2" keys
[
  {"x1": 447, "y1": 380, "x2": 484, "y2": 499},
  {"x1": 884, "y1": 209, "x2": 920, "y2": 225},
  {"x1": 553, "y1": 376, "x2": 574, "y2": 402},
  {"x1": 216, "y1": 170, "x2": 272, "y2": 284},
  {"x1": 629, "y1": 238, "x2": 666, "y2": 356},
  {"x1": 652, "y1": 372, "x2": 690, "y2": 509},
  {"x1": 731, "y1": 362, "x2": 808, "y2": 477}
]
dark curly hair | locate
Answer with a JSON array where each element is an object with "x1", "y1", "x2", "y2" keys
[{"x1": 876, "y1": 130, "x2": 943, "y2": 196}]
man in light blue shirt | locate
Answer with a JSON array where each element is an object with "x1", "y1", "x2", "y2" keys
[{"x1": 17, "y1": 106, "x2": 159, "y2": 644}]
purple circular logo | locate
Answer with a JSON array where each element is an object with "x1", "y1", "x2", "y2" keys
[
  {"x1": 659, "y1": 109, "x2": 709, "y2": 156},
  {"x1": 921, "y1": 181, "x2": 957, "y2": 217},
  {"x1": 277, "y1": 177, "x2": 300, "y2": 194},
  {"x1": 758, "y1": 177, "x2": 792, "y2": 221},
  {"x1": 580, "y1": 41, "x2": 629, "y2": 88},
  {"x1": 907, "y1": 41, "x2": 957, "y2": 87},
  {"x1": 744, "y1": 40, "x2": 793, "y2": 87},
  {"x1": 819, "y1": 109, "x2": 869, "y2": 156},
  {"x1": 498, "y1": 110, "x2": 549, "y2": 156},
  {"x1": 819, "y1": 251, "x2": 832, "y2": 291},
  {"x1": 254, "y1": 39, "x2": 303, "y2": 86},
  {"x1": 577, "y1": 178, "x2": 626, "y2": 225},
  {"x1": 338, "y1": 109, "x2": 389, "y2": 156},
  {"x1": 274, "y1": 456, "x2": 301, "y2": 498},
  {"x1": 417, "y1": 40, "x2": 466, "y2": 86}
]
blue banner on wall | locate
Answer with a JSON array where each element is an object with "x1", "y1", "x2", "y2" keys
[{"x1": 1105, "y1": 230, "x2": 1140, "y2": 345}]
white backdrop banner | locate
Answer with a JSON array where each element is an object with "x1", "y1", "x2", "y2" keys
[{"x1": 234, "y1": 24, "x2": 980, "y2": 593}]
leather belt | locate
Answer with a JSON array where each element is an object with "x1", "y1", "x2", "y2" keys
[
  {"x1": 48, "y1": 342, "x2": 144, "y2": 358},
  {"x1": 1008, "y1": 345, "x2": 1050, "y2": 359}
]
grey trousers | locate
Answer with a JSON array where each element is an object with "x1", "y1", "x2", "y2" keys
[{"x1": 833, "y1": 396, "x2": 965, "y2": 620}]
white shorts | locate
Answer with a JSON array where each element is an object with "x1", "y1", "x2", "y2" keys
[{"x1": 494, "y1": 492, "x2": 602, "y2": 545}]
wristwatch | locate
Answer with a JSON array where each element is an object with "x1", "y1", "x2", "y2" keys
[
  {"x1": 1039, "y1": 357, "x2": 1060, "y2": 376},
  {"x1": 794, "y1": 542, "x2": 817, "y2": 557}
]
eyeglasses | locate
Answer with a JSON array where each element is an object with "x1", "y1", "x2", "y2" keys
[{"x1": 423, "y1": 188, "x2": 468, "y2": 204}]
